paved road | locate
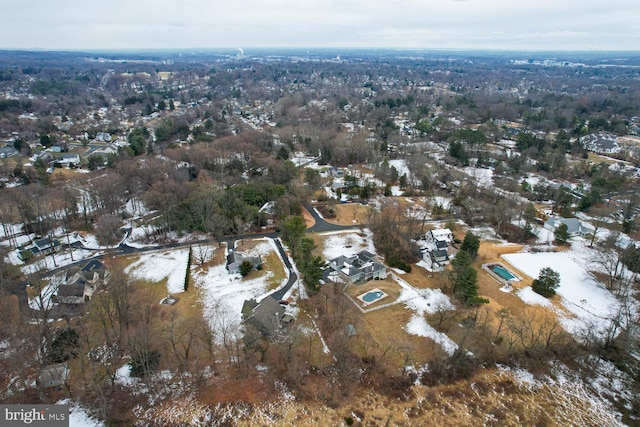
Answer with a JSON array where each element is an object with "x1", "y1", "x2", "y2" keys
[
  {"x1": 305, "y1": 203, "x2": 360, "y2": 233},
  {"x1": 269, "y1": 238, "x2": 298, "y2": 301}
]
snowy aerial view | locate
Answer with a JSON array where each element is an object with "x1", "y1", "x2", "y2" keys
[{"x1": 1, "y1": 23, "x2": 640, "y2": 426}]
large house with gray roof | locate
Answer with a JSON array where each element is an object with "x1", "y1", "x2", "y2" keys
[
  {"x1": 580, "y1": 133, "x2": 622, "y2": 155},
  {"x1": 327, "y1": 250, "x2": 387, "y2": 283},
  {"x1": 544, "y1": 217, "x2": 591, "y2": 238}
]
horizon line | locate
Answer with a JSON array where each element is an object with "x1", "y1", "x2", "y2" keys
[{"x1": 1, "y1": 47, "x2": 640, "y2": 54}]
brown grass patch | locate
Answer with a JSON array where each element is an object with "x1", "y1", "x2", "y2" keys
[
  {"x1": 322, "y1": 203, "x2": 371, "y2": 226},
  {"x1": 262, "y1": 251, "x2": 287, "y2": 290},
  {"x1": 356, "y1": 303, "x2": 436, "y2": 368},
  {"x1": 301, "y1": 205, "x2": 316, "y2": 228},
  {"x1": 402, "y1": 265, "x2": 446, "y2": 289}
]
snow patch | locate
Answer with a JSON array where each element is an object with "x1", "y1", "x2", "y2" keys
[{"x1": 125, "y1": 248, "x2": 190, "y2": 294}]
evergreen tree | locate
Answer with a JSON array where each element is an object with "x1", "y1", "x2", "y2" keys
[
  {"x1": 532, "y1": 267, "x2": 560, "y2": 298},
  {"x1": 280, "y1": 215, "x2": 306, "y2": 257},
  {"x1": 460, "y1": 231, "x2": 480, "y2": 258},
  {"x1": 554, "y1": 223, "x2": 570, "y2": 244},
  {"x1": 297, "y1": 237, "x2": 326, "y2": 292},
  {"x1": 239, "y1": 260, "x2": 253, "y2": 277},
  {"x1": 450, "y1": 250, "x2": 487, "y2": 306},
  {"x1": 276, "y1": 145, "x2": 290, "y2": 160}
]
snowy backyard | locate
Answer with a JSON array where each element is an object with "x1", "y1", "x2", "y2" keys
[{"x1": 503, "y1": 240, "x2": 625, "y2": 340}]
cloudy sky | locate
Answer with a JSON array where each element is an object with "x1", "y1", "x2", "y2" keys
[{"x1": 1, "y1": 0, "x2": 639, "y2": 51}]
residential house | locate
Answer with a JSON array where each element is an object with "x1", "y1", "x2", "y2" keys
[
  {"x1": 421, "y1": 228, "x2": 454, "y2": 270},
  {"x1": 95, "y1": 132, "x2": 112, "y2": 142},
  {"x1": 227, "y1": 249, "x2": 262, "y2": 274},
  {"x1": 580, "y1": 133, "x2": 622, "y2": 155},
  {"x1": 31, "y1": 237, "x2": 61, "y2": 255},
  {"x1": 54, "y1": 153, "x2": 81, "y2": 168},
  {"x1": 55, "y1": 282, "x2": 88, "y2": 304},
  {"x1": 55, "y1": 260, "x2": 107, "y2": 304},
  {"x1": 328, "y1": 250, "x2": 387, "y2": 283},
  {"x1": 429, "y1": 249, "x2": 450, "y2": 266},
  {"x1": 258, "y1": 201, "x2": 277, "y2": 225},
  {"x1": 241, "y1": 296, "x2": 286, "y2": 336},
  {"x1": 0, "y1": 145, "x2": 18, "y2": 158},
  {"x1": 426, "y1": 228, "x2": 454, "y2": 246},
  {"x1": 544, "y1": 217, "x2": 591, "y2": 237}
]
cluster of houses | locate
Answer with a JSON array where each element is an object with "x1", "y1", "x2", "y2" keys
[{"x1": 240, "y1": 249, "x2": 390, "y2": 337}]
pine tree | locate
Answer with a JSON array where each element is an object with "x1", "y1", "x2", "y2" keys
[
  {"x1": 450, "y1": 250, "x2": 487, "y2": 306},
  {"x1": 460, "y1": 231, "x2": 480, "y2": 258},
  {"x1": 554, "y1": 223, "x2": 570, "y2": 244}
]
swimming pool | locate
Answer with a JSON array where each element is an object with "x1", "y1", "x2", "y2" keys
[
  {"x1": 492, "y1": 265, "x2": 517, "y2": 281},
  {"x1": 357, "y1": 288, "x2": 388, "y2": 305},
  {"x1": 362, "y1": 291, "x2": 384, "y2": 303}
]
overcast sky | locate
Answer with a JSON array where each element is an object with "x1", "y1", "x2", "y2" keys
[{"x1": 1, "y1": 0, "x2": 639, "y2": 51}]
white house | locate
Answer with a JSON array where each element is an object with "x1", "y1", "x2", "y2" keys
[
  {"x1": 55, "y1": 153, "x2": 81, "y2": 167},
  {"x1": 426, "y1": 228, "x2": 454, "y2": 246}
]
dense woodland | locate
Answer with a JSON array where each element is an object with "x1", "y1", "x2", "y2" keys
[{"x1": 1, "y1": 50, "x2": 640, "y2": 425}]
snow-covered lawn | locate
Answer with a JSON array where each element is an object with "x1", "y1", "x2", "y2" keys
[
  {"x1": 430, "y1": 196, "x2": 452, "y2": 211},
  {"x1": 125, "y1": 225, "x2": 159, "y2": 248},
  {"x1": 28, "y1": 280, "x2": 60, "y2": 311},
  {"x1": 516, "y1": 286, "x2": 555, "y2": 308},
  {"x1": 80, "y1": 234, "x2": 107, "y2": 250},
  {"x1": 125, "y1": 248, "x2": 190, "y2": 294},
  {"x1": 388, "y1": 159, "x2": 411, "y2": 179},
  {"x1": 503, "y1": 244, "x2": 622, "y2": 339},
  {"x1": 0, "y1": 223, "x2": 24, "y2": 238},
  {"x1": 320, "y1": 229, "x2": 375, "y2": 260},
  {"x1": 393, "y1": 274, "x2": 458, "y2": 356},
  {"x1": 0, "y1": 232, "x2": 34, "y2": 247}
]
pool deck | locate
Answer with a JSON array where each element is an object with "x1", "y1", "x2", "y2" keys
[
  {"x1": 357, "y1": 287, "x2": 388, "y2": 307},
  {"x1": 481, "y1": 262, "x2": 521, "y2": 286}
]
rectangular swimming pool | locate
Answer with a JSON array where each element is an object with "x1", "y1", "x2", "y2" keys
[{"x1": 492, "y1": 265, "x2": 517, "y2": 281}]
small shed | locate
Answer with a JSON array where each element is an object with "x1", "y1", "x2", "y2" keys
[{"x1": 38, "y1": 362, "x2": 69, "y2": 388}]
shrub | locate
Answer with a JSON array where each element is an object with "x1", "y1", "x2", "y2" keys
[
  {"x1": 239, "y1": 260, "x2": 254, "y2": 277},
  {"x1": 388, "y1": 256, "x2": 412, "y2": 273},
  {"x1": 129, "y1": 349, "x2": 161, "y2": 377}
]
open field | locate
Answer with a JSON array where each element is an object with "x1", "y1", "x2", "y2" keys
[{"x1": 320, "y1": 202, "x2": 371, "y2": 225}]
